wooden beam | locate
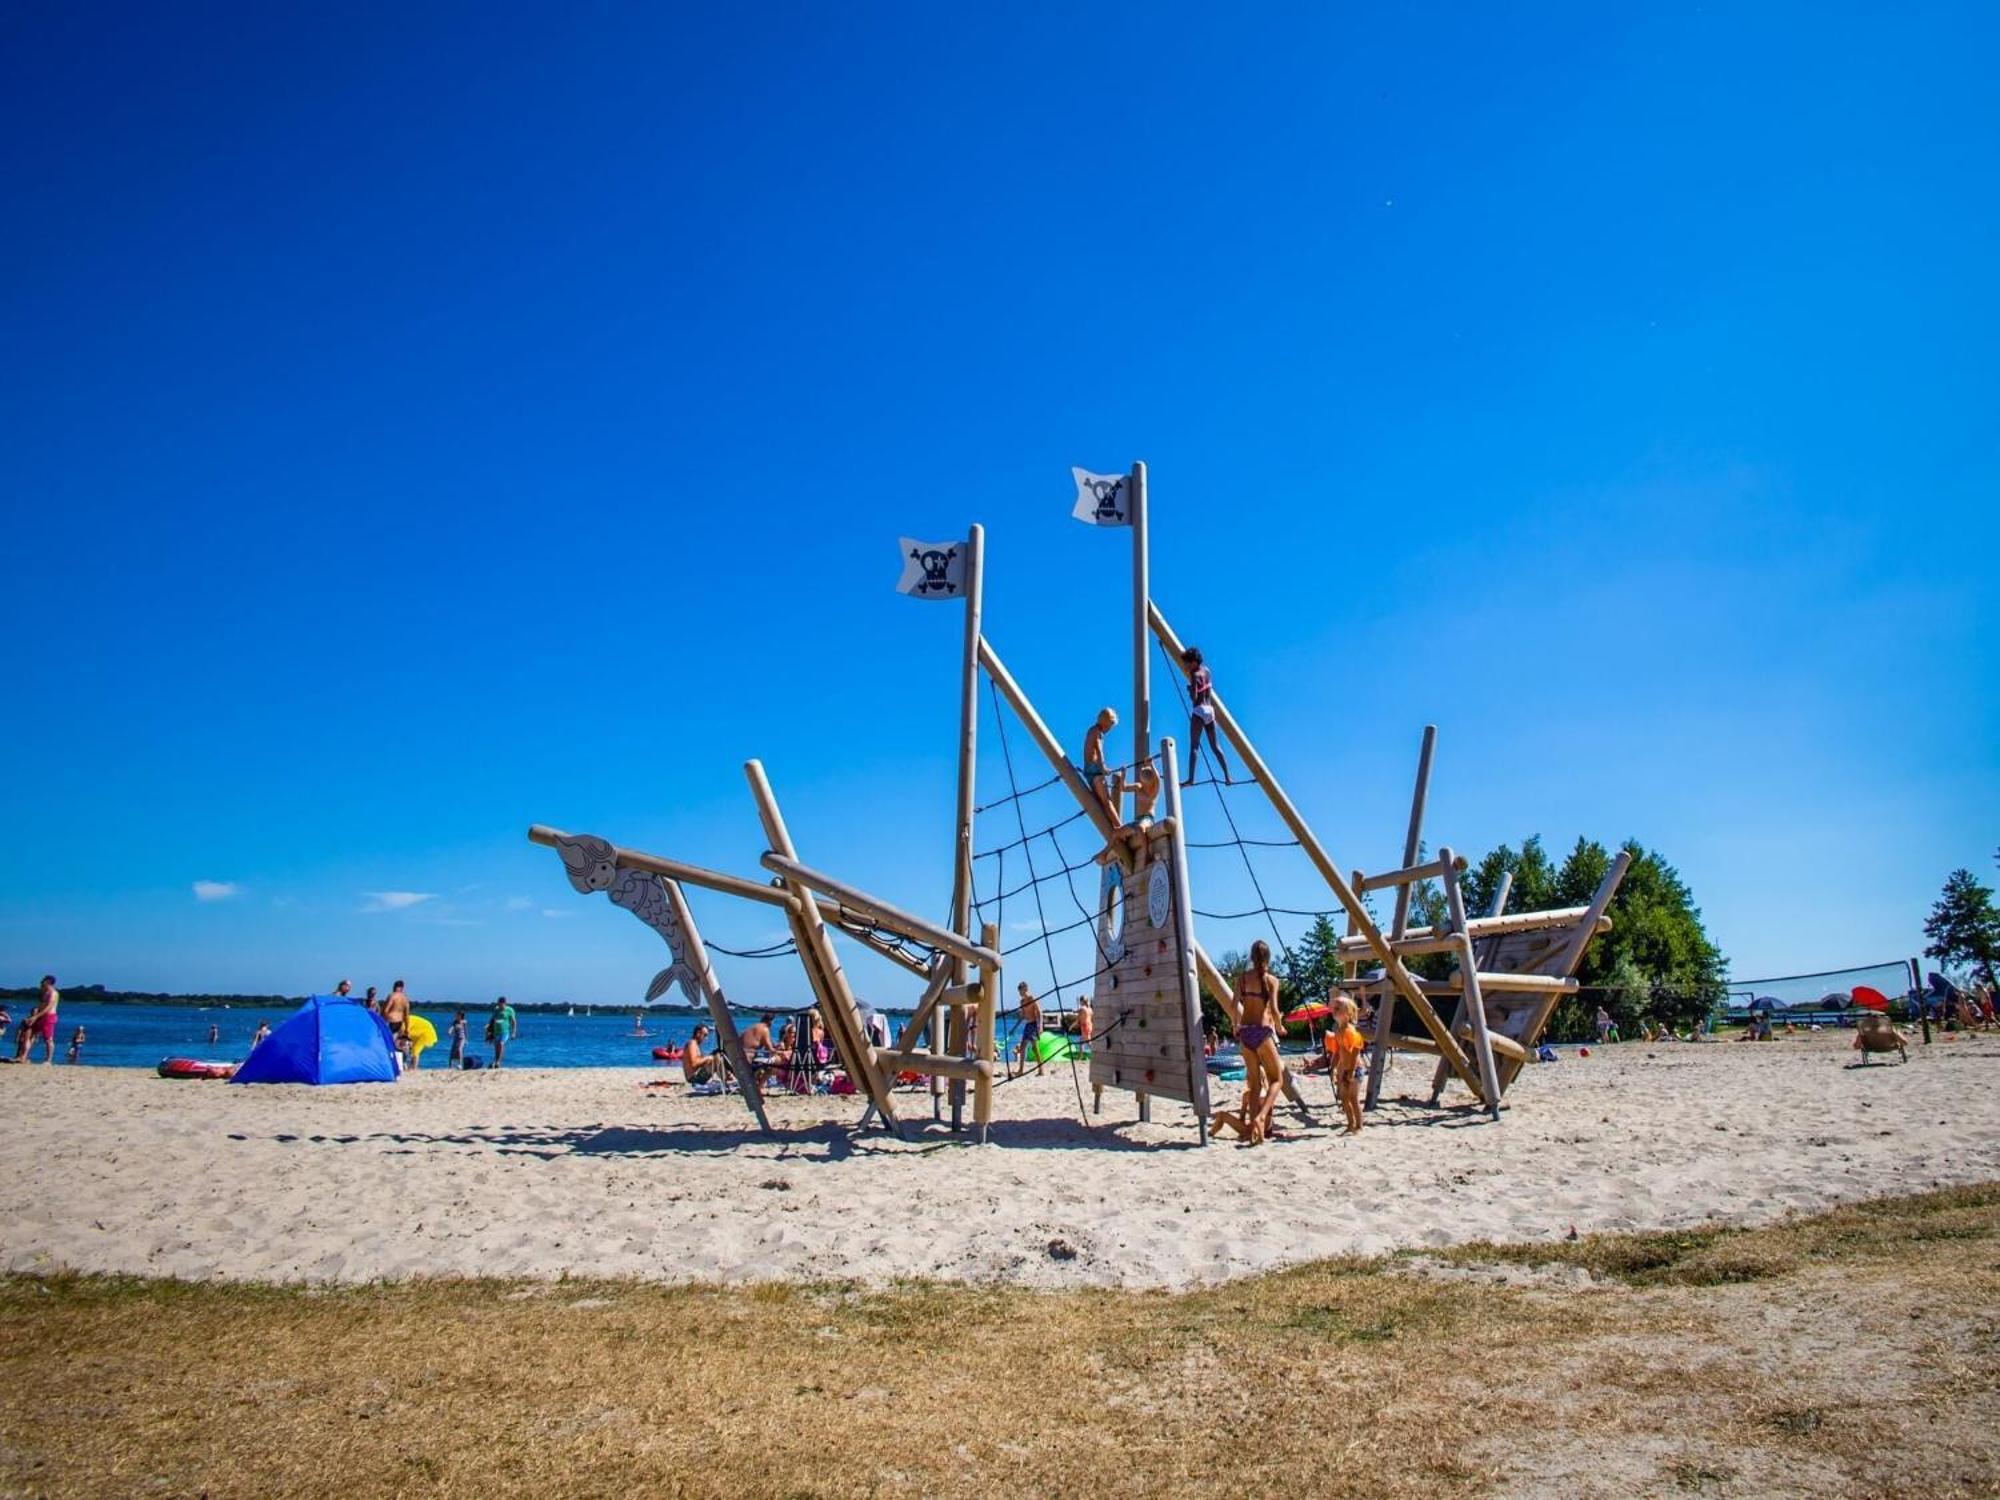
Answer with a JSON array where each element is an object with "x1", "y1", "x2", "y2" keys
[
  {"x1": 743, "y1": 761, "x2": 899, "y2": 1129},
  {"x1": 1367, "y1": 724, "x2": 1434, "y2": 1109},
  {"x1": 759, "y1": 854, "x2": 999, "y2": 970},
  {"x1": 1149, "y1": 605, "x2": 1481, "y2": 1096},
  {"x1": 872, "y1": 1049, "x2": 994, "y2": 1082},
  {"x1": 528, "y1": 826, "x2": 791, "y2": 910},
  {"x1": 1335, "y1": 906, "x2": 1611, "y2": 956},
  {"x1": 660, "y1": 878, "x2": 772, "y2": 1134},
  {"x1": 1356, "y1": 855, "x2": 1460, "y2": 894},
  {"x1": 1442, "y1": 847, "x2": 1502, "y2": 1115},
  {"x1": 1130, "y1": 461, "x2": 1150, "y2": 785},
  {"x1": 1160, "y1": 737, "x2": 1211, "y2": 1142},
  {"x1": 974, "y1": 920, "x2": 999, "y2": 1141}
]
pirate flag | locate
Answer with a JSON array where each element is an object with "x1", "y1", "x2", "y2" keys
[
  {"x1": 896, "y1": 536, "x2": 967, "y2": 600},
  {"x1": 1071, "y1": 467, "x2": 1131, "y2": 526}
]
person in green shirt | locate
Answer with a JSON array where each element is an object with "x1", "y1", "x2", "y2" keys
[{"x1": 486, "y1": 996, "x2": 519, "y2": 1069}]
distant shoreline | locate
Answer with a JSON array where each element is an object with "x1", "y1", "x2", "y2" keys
[{"x1": 0, "y1": 987, "x2": 599, "y2": 1016}]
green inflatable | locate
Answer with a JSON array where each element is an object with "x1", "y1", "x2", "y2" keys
[{"x1": 1030, "y1": 1031, "x2": 1085, "y2": 1063}]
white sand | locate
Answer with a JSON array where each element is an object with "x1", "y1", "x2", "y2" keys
[{"x1": 2, "y1": 1032, "x2": 1993, "y2": 1289}]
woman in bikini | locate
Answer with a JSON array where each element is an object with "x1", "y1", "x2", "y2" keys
[{"x1": 1231, "y1": 940, "x2": 1285, "y2": 1144}]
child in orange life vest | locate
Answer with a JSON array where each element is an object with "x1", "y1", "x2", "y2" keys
[{"x1": 1324, "y1": 992, "x2": 1366, "y2": 1135}]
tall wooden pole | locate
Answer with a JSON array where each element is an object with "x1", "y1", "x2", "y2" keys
[
  {"x1": 1130, "y1": 462, "x2": 1150, "y2": 783},
  {"x1": 1366, "y1": 725, "x2": 1435, "y2": 1108},
  {"x1": 1160, "y1": 737, "x2": 1211, "y2": 1144},
  {"x1": 948, "y1": 525, "x2": 985, "y2": 1121}
]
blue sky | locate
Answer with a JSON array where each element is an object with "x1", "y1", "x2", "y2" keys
[{"x1": 3, "y1": 3, "x2": 1994, "y2": 1005}]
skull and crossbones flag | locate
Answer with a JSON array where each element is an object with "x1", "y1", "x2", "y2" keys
[
  {"x1": 896, "y1": 537, "x2": 967, "y2": 600},
  {"x1": 1071, "y1": 467, "x2": 1131, "y2": 526}
]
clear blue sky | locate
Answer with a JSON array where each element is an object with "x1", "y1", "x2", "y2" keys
[{"x1": 4, "y1": 3, "x2": 1994, "y2": 1006}]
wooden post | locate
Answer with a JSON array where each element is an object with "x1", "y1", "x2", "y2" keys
[
  {"x1": 974, "y1": 920, "x2": 999, "y2": 1143},
  {"x1": 1440, "y1": 848, "x2": 1502, "y2": 1116},
  {"x1": 948, "y1": 523, "x2": 984, "y2": 1117},
  {"x1": 1160, "y1": 738, "x2": 1210, "y2": 1144},
  {"x1": 743, "y1": 760, "x2": 900, "y2": 1130},
  {"x1": 1149, "y1": 603, "x2": 1481, "y2": 1095},
  {"x1": 1431, "y1": 870, "x2": 1513, "y2": 1102},
  {"x1": 1130, "y1": 462, "x2": 1150, "y2": 784},
  {"x1": 1366, "y1": 724, "x2": 1435, "y2": 1109},
  {"x1": 661, "y1": 878, "x2": 772, "y2": 1133}
]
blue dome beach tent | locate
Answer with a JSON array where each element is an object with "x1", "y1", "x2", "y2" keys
[{"x1": 231, "y1": 995, "x2": 399, "y2": 1085}]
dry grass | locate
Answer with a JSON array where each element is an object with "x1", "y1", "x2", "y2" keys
[{"x1": 5, "y1": 1186, "x2": 2000, "y2": 1499}]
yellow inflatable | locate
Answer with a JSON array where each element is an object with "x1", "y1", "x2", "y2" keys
[{"x1": 407, "y1": 1013, "x2": 438, "y2": 1066}]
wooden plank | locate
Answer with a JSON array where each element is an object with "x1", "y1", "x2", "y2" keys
[
  {"x1": 760, "y1": 854, "x2": 999, "y2": 970},
  {"x1": 528, "y1": 825, "x2": 791, "y2": 910},
  {"x1": 661, "y1": 877, "x2": 772, "y2": 1134},
  {"x1": 1356, "y1": 855, "x2": 1457, "y2": 894},
  {"x1": 1441, "y1": 849, "x2": 1501, "y2": 1115},
  {"x1": 872, "y1": 1049, "x2": 993, "y2": 1081},
  {"x1": 744, "y1": 760, "x2": 899, "y2": 1129}
]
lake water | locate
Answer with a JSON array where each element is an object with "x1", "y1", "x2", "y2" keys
[{"x1": 6, "y1": 1000, "x2": 1020, "y2": 1072}]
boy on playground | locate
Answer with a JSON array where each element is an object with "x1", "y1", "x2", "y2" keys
[
  {"x1": 1081, "y1": 707, "x2": 1118, "y2": 823},
  {"x1": 1324, "y1": 992, "x2": 1366, "y2": 1134}
]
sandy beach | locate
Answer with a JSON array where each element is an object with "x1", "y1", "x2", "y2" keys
[{"x1": 3, "y1": 1032, "x2": 1994, "y2": 1288}]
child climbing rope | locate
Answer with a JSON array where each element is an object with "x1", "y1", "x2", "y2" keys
[{"x1": 1180, "y1": 647, "x2": 1231, "y2": 786}]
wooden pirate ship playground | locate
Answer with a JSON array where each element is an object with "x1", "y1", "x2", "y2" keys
[{"x1": 528, "y1": 463, "x2": 1627, "y2": 1144}]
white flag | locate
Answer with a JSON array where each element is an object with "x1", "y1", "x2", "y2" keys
[
  {"x1": 896, "y1": 537, "x2": 966, "y2": 599},
  {"x1": 1071, "y1": 467, "x2": 1130, "y2": 526}
]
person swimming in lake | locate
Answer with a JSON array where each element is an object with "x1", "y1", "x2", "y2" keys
[
  {"x1": 1081, "y1": 707, "x2": 1119, "y2": 823},
  {"x1": 1180, "y1": 647, "x2": 1231, "y2": 786},
  {"x1": 1231, "y1": 941, "x2": 1284, "y2": 1144},
  {"x1": 67, "y1": 1025, "x2": 85, "y2": 1065}
]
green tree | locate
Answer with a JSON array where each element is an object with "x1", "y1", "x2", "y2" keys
[
  {"x1": 1461, "y1": 836, "x2": 1557, "y2": 918},
  {"x1": 1281, "y1": 915, "x2": 1344, "y2": 1017},
  {"x1": 1923, "y1": 869, "x2": 2000, "y2": 985}
]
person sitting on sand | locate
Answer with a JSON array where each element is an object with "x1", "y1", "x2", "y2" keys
[
  {"x1": 486, "y1": 996, "x2": 518, "y2": 1068},
  {"x1": 1179, "y1": 647, "x2": 1231, "y2": 785},
  {"x1": 1210, "y1": 1082, "x2": 1261, "y2": 1142},
  {"x1": 1324, "y1": 993, "x2": 1366, "y2": 1135},
  {"x1": 683, "y1": 1023, "x2": 728, "y2": 1086},
  {"x1": 1081, "y1": 707, "x2": 1119, "y2": 824},
  {"x1": 1012, "y1": 982, "x2": 1045, "y2": 1078},
  {"x1": 1232, "y1": 942, "x2": 1285, "y2": 1144},
  {"x1": 742, "y1": 1014, "x2": 774, "y2": 1057}
]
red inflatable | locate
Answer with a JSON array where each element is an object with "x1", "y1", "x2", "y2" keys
[
  {"x1": 651, "y1": 1045, "x2": 684, "y2": 1061},
  {"x1": 157, "y1": 1058, "x2": 236, "y2": 1080}
]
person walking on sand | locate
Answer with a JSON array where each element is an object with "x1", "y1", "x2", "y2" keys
[
  {"x1": 447, "y1": 1009, "x2": 468, "y2": 1068},
  {"x1": 1179, "y1": 647, "x2": 1231, "y2": 785},
  {"x1": 1081, "y1": 707, "x2": 1119, "y2": 823},
  {"x1": 486, "y1": 996, "x2": 518, "y2": 1068},
  {"x1": 1231, "y1": 942, "x2": 1285, "y2": 1144},
  {"x1": 1012, "y1": 982, "x2": 1045, "y2": 1077},
  {"x1": 66, "y1": 1025, "x2": 85, "y2": 1065},
  {"x1": 1595, "y1": 1006, "x2": 1614, "y2": 1045},
  {"x1": 382, "y1": 980, "x2": 413, "y2": 1067},
  {"x1": 12, "y1": 976, "x2": 60, "y2": 1065}
]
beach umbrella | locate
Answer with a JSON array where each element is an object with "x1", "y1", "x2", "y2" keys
[
  {"x1": 1284, "y1": 1001, "x2": 1334, "y2": 1026},
  {"x1": 1748, "y1": 996, "x2": 1778, "y2": 1012},
  {"x1": 1852, "y1": 986, "x2": 1890, "y2": 1013},
  {"x1": 1819, "y1": 992, "x2": 1850, "y2": 1011}
]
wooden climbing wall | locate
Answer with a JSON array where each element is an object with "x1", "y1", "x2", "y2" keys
[{"x1": 1088, "y1": 825, "x2": 1208, "y2": 1111}]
